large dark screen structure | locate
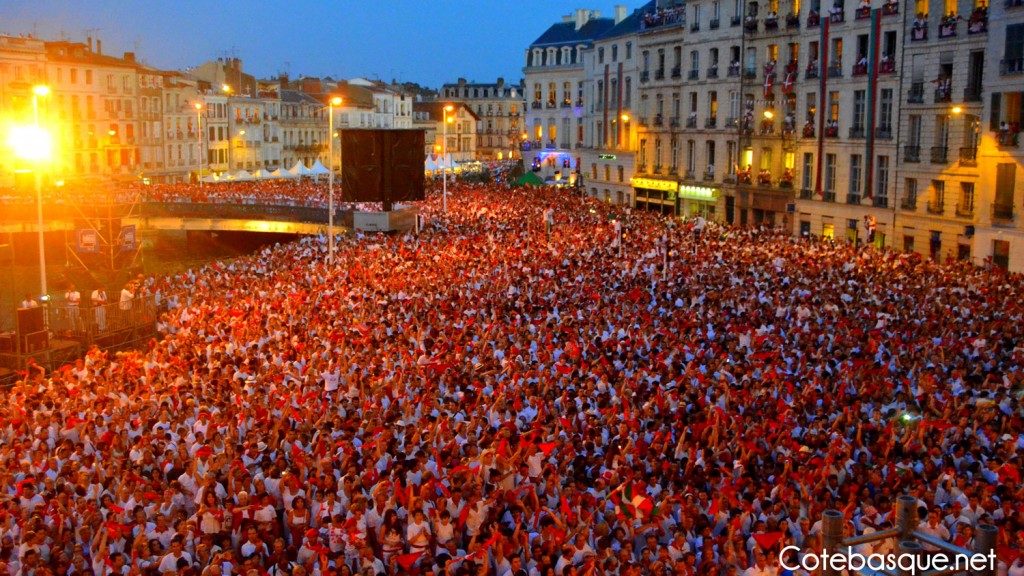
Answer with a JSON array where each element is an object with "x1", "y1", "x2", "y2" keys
[{"x1": 340, "y1": 129, "x2": 425, "y2": 210}]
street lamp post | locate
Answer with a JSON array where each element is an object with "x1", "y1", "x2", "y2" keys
[
  {"x1": 442, "y1": 105, "x2": 454, "y2": 213},
  {"x1": 31, "y1": 85, "x2": 51, "y2": 302},
  {"x1": 328, "y1": 96, "x2": 342, "y2": 266},
  {"x1": 194, "y1": 102, "x2": 204, "y2": 187}
]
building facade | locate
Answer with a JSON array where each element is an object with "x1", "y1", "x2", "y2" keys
[
  {"x1": 413, "y1": 102, "x2": 480, "y2": 162},
  {"x1": 441, "y1": 78, "x2": 526, "y2": 160}
]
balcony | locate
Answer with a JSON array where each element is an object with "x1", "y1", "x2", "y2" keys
[
  {"x1": 688, "y1": 69, "x2": 699, "y2": 80},
  {"x1": 911, "y1": 24, "x2": 928, "y2": 41},
  {"x1": 828, "y1": 63, "x2": 843, "y2": 78},
  {"x1": 806, "y1": 65, "x2": 820, "y2": 79},
  {"x1": 686, "y1": 117, "x2": 698, "y2": 128},
  {"x1": 705, "y1": 117, "x2": 718, "y2": 129},
  {"x1": 908, "y1": 83, "x2": 925, "y2": 103},
  {"x1": 904, "y1": 145, "x2": 921, "y2": 162},
  {"x1": 852, "y1": 62, "x2": 868, "y2": 76},
  {"x1": 744, "y1": 17, "x2": 759, "y2": 31},
  {"x1": 993, "y1": 205, "x2": 1015, "y2": 224},
  {"x1": 901, "y1": 197, "x2": 918, "y2": 210},
  {"x1": 934, "y1": 87, "x2": 952, "y2": 103},
  {"x1": 653, "y1": 114, "x2": 664, "y2": 126},
  {"x1": 938, "y1": 19, "x2": 957, "y2": 38},
  {"x1": 963, "y1": 86, "x2": 982, "y2": 102},
  {"x1": 830, "y1": 10, "x2": 846, "y2": 22},
  {"x1": 728, "y1": 64, "x2": 741, "y2": 77},
  {"x1": 930, "y1": 146, "x2": 949, "y2": 163},
  {"x1": 802, "y1": 123, "x2": 815, "y2": 138},
  {"x1": 823, "y1": 191, "x2": 837, "y2": 202},
  {"x1": 704, "y1": 168, "x2": 716, "y2": 181},
  {"x1": 641, "y1": 70, "x2": 651, "y2": 83},
  {"x1": 873, "y1": 196, "x2": 889, "y2": 208},
  {"x1": 707, "y1": 66, "x2": 719, "y2": 79},
  {"x1": 808, "y1": 11, "x2": 821, "y2": 26},
  {"x1": 546, "y1": 101, "x2": 557, "y2": 109},
  {"x1": 672, "y1": 65, "x2": 682, "y2": 79},
  {"x1": 671, "y1": 116, "x2": 681, "y2": 128},
  {"x1": 743, "y1": 67, "x2": 757, "y2": 80},
  {"x1": 731, "y1": 15, "x2": 742, "y2": 26},
  {"x1": 638, "y1": 116, "x2": 649, "y2": 126},
  {"x1": 710, "y1": 18, "x2": 721, "y2": 28},
  {"x1": 959, "y1": 146, "x2": 978, "y2": 167},
  {"x1": 956, "y1": 204, "x2": 975, "y2": 218},
  {"x1": 725, "y1": 116, "x2": 738, "y2": 128},
  {"x1": 786, "y1": 13, "x2": 801, "y2": 27},
  {"x1": 653, "y1": 164, "x2": 663, "y2": 174},
  {"x1": 824, "y1": 124, "x2": 839, "y2": 138},
  {"x1": 800, "y1": 188, "x2": 814, "y2": 199},
  {"x1": 879, "y1": 58, "x2": 896, "y2": 74},
  {"x1": 765, "y1": 16, "x2": 779, "y2": 30},
  {"x1": 882, "y1": 0, "x2": 899, "y2": 14},
  {"x1": 1001, "y1": 58, "x2": 1024, "y2": 76},
  {"x1": 531, "y1": 101, "x2": 542, "y2": 110},
  {"x1": 855, "y1": 6, "x2": 871, "y2": 19},
  {"x1": 927, "y1": 200, "x2": 945, "y2": 214},
  {"x1": 684, "y1": 169, "x2": 695, "y2": 179},
  {"x1": 966, "y1": 12, "x2": 988, "y2": 34},
  {"x1": 849, "y1": 127, "x2": 866, "y2": 139},
  {"x1": 760, "y1": 120, "x2": 776, "y2": 135},
  {"x1": 996, "y1": 130, "x2": 1020, "y2": 147},
  {"x1": 847, "y1": 193, "x2": 862, "y2": 204},
  {"x1": 875, "y1": 127, "x2": 893, "y2": 139},
  {"x1": 691, "y1": 21, "x2": 701, "y2": 32},
  {"x1": 561, "y1": 99, "x2": 573, "y2": 108},
  {"x1": 655, "y1": 69, "x2": 665, "y2": 80},
  {"x1": 1009, "y1": 0, "x2": 1024, "y2": 7}
]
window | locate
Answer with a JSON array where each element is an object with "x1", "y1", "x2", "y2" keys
[
  {"x1": 605, "y1": 165, "x2": 611, "y2": 182},
  {"x1": 599, "y1": 47, "x2": 605, "y2": 64},
  {"x1": 877, "y1": 156, "x2": 890, "y2": 199},
  {"x1": 639, "y1": 138, "x2": 648, "y2": 167},
  {"x1": 852, "y1": 90, "x2": 866, "y2": 131},
  {"x1": 822, "y1": 223, "x2": 835, "y2": 239},
  {"x1": 618, "y1": 166, "x2": 625, "y2": 182},
  {"x1": 850, "y1": 154, "x2": 862, "y2": 195},
  {"x1": 960, "y1": 182, "x2": 975, "y2": 212},
  {"x1": 624, "y1": 77, "x2": 632, "y2": 106},
  {"x1": 707, "y1": 141, "x2": 716, "y2": 173},
  {"x1": 936, "y1": 114, "x2": 950, "y2": 147},
  {"x1": 825, "y1": 153, "x2": 837, "y2": 195},
  {"x1": 829, "y1": 91, "x2": 840, "y2": 121},
  {"x1": 879, "y1": 89, "x2": 893, "y2": 132},
  {"x1": 995, "y1": 163, "x2": 1016, "y2": 211},
  {"x1": 687, "y1": 140, "x2": 695, "y2": 172},
  {"x1": 909, "y1": 115, "x2": 922, "y2": 146},
  {"x1": 626, "y1": 42, "x2": 632, "y2": 60},
  {"x1": 612, "y1": 45, "x2": 619, "y2": 62},
  {"x1": 655, "y1": 138, "x2": 663, "y2": 167},
  {"x1": 993, "y1": 240, "x2": 1010, "y2": 269},
  {"x1": 1006, "y1": 24, "x2": 1024, "y2": 67},
  {"x1": 802, "y1": 153, "x2": 814, "y2": 190},
  {"x1": 727, "y1": 142, "x2": 737, "y2": 174}
]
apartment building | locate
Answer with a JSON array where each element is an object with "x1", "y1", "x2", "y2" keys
[
  {"x1": 412, "y1": 102, "x2": 481, "y2": 161},
  {"x1": 441, "y1": 77, "x2": 526, "y2": 160}
]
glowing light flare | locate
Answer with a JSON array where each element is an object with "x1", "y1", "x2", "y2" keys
[
  {"x1": 329, "y1": 96, "x2": 343, "y2": 106},
  {"x1": 32, "y1": 85, "x2": 51, "y2": 97},
  {"x1": 8, "y1": 125, "x2": 53, "y2": 162}
]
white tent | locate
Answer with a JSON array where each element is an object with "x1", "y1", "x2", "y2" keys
[
  {"x1": 201, "y1": 174, "x2": 220, "y2": 183},
  {"x1": 425, "y1": 156, "x2": 439, "y2": 171},
  {"x1": 252, "y1": 169, "x2": 270, "y2": 179},
  {"x1": 233, "y1": 169, "x2": 254, "y2": 181},
  {"x1": 309, "y1": 160, "x2": 331, "y2": 177},
  {"x1": 270, "y1": 168, "x2": 295, "y2": 179},
  {"x1": 287, "y1": 161, "x2": 313, "y2": 177}
]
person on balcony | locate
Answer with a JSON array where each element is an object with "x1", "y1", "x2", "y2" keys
[{"x1": 859, "y1": 0, "x2": 871, "y2": 9}]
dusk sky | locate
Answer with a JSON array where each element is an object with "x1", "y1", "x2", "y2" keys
[{"x1": 4, "y1": 1, "x2": 630, "y2": 88}]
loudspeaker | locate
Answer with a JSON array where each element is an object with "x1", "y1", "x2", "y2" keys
[{"x1": 16, "y1": 307, "x2": 47, "y2": 353}]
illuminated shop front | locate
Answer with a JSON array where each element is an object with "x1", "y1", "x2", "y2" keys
[{"x1": 631, "y1": 177, "x2": 719, "y2": 218}]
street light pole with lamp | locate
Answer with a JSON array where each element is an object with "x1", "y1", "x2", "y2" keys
[
  {"x1": 30, "y1": 85, "x2": 52, "y2": 302},
  {"x1": 194, "y1": 102, "x2": 205, "y2": 187},
  {"x1": 442, "y1": 104, "x2": 454, "y2": 213},
  {"x1": 327, "y1": 96, "x2": 342, "y2": 266}
]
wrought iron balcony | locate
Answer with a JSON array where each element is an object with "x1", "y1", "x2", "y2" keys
[
  {"x1": 959, "y1": 146, "x2": 977, "y2": 167},
  {"x1": 927, "y1": 200, "x2": 945, "y2": 214},
  {"x1": 904, "y1": 145, "x2": 921, "y2": 162},
  {"x1": 930, "y1": 146, "x2": 949, "y2": 164}
]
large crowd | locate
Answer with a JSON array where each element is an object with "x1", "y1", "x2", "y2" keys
[{"x1": 1, "y1": 182, "x2": 1023, "y2": 576}]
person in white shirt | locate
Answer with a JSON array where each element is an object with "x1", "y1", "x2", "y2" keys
[
  {"x1": 91, "y1": 287, "x2": 108, "y2": 330},
  {"x1": 119, "y1": 283, "x2": 135, "y2": 311},
  {"x1": 157, "y1": 538, "x2": 192, "y2": 573},
  {"x1": 406, "y1": 509, "x2": 432, "y2": 552}
]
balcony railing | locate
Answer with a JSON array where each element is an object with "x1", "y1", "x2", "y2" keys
[
  {"x1": 830, "y1": 10, "x2": 846, "y2": 23},
  {"x1": 911, "y1": 24, "x2": 928, "y2": 41},
  {"x1": 765, "y1": 16, "x2": 780, "y2": 29},
  {"x1": 728, "y1": 64, "x2": 741, "y2": 77},
  {"x1": 731, "y1": 15, "x2": 742, "y2": 26},
  {"x1": 956, "y1": 204, "x2": 975, "y2": 218},
  {"x1": 828, "y1": 63, "x2": 843, "y2": 77},
  {"x1": 672, "y1": 65, "x2": 682, "y2": 79},
  {"x1": 710, "y1": 18, "x2": 721, "y2": 28},
  {"x1": 993, "y1": 205, "x2": 1015, "y2": 223},
  {"x1": 707, "y1": 66, "x2": 719, "y2": 79},
  {"x1": 671, "y1": 116, "x2": 682, "y2": 128},
  {"x1": 963, "y1": 86, "x2": 982, "y2": 102},
  {"x1": 873, "y1": 196, "x2": 889, "y2": 208},
  {"x1": 653, "y1": 114, "x2": 664, "y2": 126},
  {"x1": 686, "y1": 117, "x2": 698, "y2": 128},
  {"x1": 855, "y1": 6, "x2": 871, "y2": 19},
  {"x1": 704, "y1": 168, "x2": 716, "y2": 181},
  {"x1": 807, "y1": 11, "x2": 821, "y2": 26},
  {"x1": 930, "y1": 146, "x2": 949, "y2": 163},
  {"x1": 927, "y1": 200, "x2": 945, "y2": 214},
  {"x1": 823, "y1": 191, "x2": 836, "y2": 202},
  {"x1": 852, "y1": 62, "x2": 868, "y2": 76},
  {"x1": 996, "y1": 130, "x2": 1020, "y2": 147},
  {"x1": 786, "y1": 13, "x2": 801, "y2": 27},
  {"x1": 879, "y1": 59, "x2": 897, "y2": 74},
  {"x1": 901, "y1": 197, "x2": 918, "y2": 210},
  {"x1": 531, "y1": 101, "x2": 542, "y2": 109},
  {"x1": 655, "y1": 69, "x2": 665, "y2": 80},
  {"x1": 938, "y1": 19, "x2": 958, "y2": 38},
  {"x1": 849, "y1": 127, "x2": 866, "y2": 138},
  {"x1": 800, "y1": 188, "x2": 814, "y2": 199},
  {"x1": 967, "y1": 14, "x2": 988, "y2": 34},
  {"x1": 882, "y1": 1, "x2": 899, "y2": 14},
  {"x1": 640, "y1": 70, "x2": 650, "y2": 83},
  {"x1": 959, "y1": 146, "x2": 978, "y2": 166},
  {"x1": 846, "y1": 193, "x2": 862, "y2": 204},
  {"x1": 744, "y1": 17, "x2": 759, "y2": 31},
  {"x1": 876, "y1": 127, "x2": 893, "y2": 139},
  {"x1": 705, "y1": 117, "x2": 718, "y2": 128},
  {"x1": 806, "y1": 66, "x2": 820, "y2": 79},
  {"x1": 904, "y1": 145, "x2": 921, "y2": 162},
  {"x1": 743, "y1": 67, "x2": 757, "y2": 79},
  {"x1": 934, "y1": 87, "x2": 952, "y2": 103},
  {"x1": 908, "y1": 83, "x2": 925, "y2": 103},
  {"x1": 1001, "y1": 58, "x2": 1024, "y2": 75},
  {"x1": 688, "y1": 69, "x2": 699, "y2": 80}
]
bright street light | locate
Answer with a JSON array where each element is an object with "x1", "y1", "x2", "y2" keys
[
  {"x1": 763, "y1": 110, "x2": 775, "y2": 120},
  {"x1": 442, "y1": 104, "x2": 456, "y2": 212},
  {"x1": 951, "y1": 105, "x2": 964, "y2": 115},
  {"x1": 327, "y1": 96, "x2": 343, "y2": 265},
  {"x1": 8, "y1": 125, "x2": 53, "y2": 162},
  {"x1": 621, "y1": 113, "x2": 631, "y2": 122},
  {"x1": 222, "y1": 84, "x2": 232, "y2": 93},
  {"x1": 32, "y1": 85, "x2": 51, "y2": 97}
]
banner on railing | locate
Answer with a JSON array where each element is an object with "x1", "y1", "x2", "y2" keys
[
  {"x1": 119, "y1": 225, "x2": 136, "y2": 252},
  {"x1": 76, "y1": 229, "x2": 99, "y2": 253}
]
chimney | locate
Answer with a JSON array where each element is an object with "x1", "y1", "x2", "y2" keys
[
  {"x1": 86, "y1": 36, "x2": 93, "y2": 51},
  {"x1": 96, "y1": 39, "x2": 102, "y2": 54},
  {"x1": 123, "y1": 52, "x2": 135, "y2": 63},
  {"x1": 575, "y1": 9, "x2": 588, "y2": 30},
  {"x1": 615, "y1": 5, "x2": 628, "y2": 23},
  {"x1": 497, "y1": 77, "x2": 505, "y2": 89},
  {"x1": 279, "y1": 73, "x2": 289, "y2": 89}
]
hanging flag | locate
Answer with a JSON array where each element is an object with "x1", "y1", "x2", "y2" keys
[
  {"x1": 752, "y1": 531, "x2": 785, "y2": 550},
  {"x1": 783, "y1": 71, "x2": 795, "y2": 94},
  {"x1": 395, "y1": 551, "x2": 424, "y2": 571},
  {"x1": 763, "y1": 72, "x2": 775, "y2": 99}
]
